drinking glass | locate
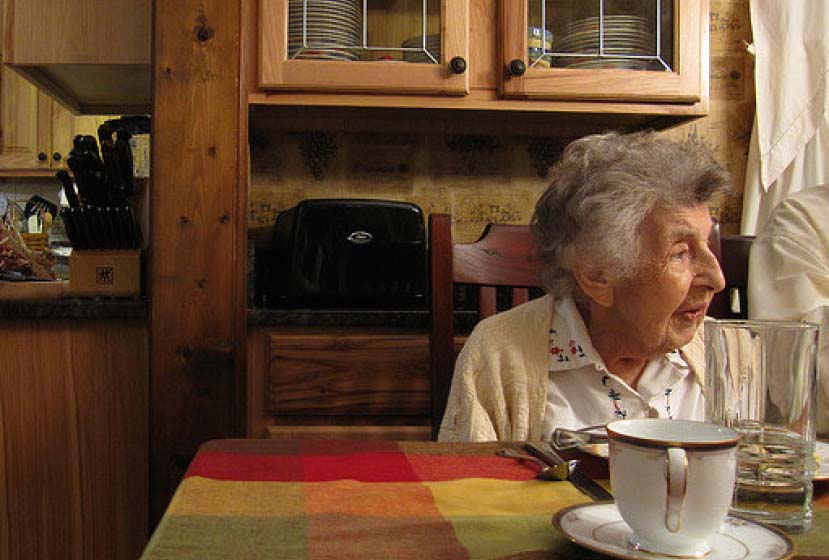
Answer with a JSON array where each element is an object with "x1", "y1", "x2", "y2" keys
[{"x1": 705, "y1": 320, "x2": 819, "y2": 532}]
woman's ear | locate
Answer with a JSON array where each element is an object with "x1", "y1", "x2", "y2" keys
[{"x1": 573, "y1": 265, "x2": 614, "y2": 307}]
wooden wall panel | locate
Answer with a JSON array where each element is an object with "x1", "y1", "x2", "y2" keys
[
  {"x1": 0, "y1": 320, "x2": 147, "y2": 560},
  {"x1": 0, "y1": 373, "x2": 7, "y2": 560},
  {"x1": 150, "y1": 0, "x2": 247, "y2": 525}
]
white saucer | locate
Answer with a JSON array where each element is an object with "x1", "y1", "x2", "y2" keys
[{"x1": 553, "y1": 503, "x2": 794, "y2": 560}]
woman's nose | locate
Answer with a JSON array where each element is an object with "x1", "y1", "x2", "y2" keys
[{"x1": 697, "y1": 245, "x2": 726, "y2": 293}]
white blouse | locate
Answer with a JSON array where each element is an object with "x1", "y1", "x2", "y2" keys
[{"x1": 541, "y1": 297, "x2": 705, "y2": 440}]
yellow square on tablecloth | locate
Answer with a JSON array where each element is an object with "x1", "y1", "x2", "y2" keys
[
  {"x1": 425, "y1": 478, "x2": 590, "y2": 517},
  {"x1": 168, "y1": 477, "x2": 305, "y2": 517},
  {"x1": 304, "y1": 480, "x2": 444, "y2": 518}
]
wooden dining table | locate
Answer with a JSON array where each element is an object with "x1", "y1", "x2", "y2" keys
[{"x1": 140, "y1": 439, "x2": 829, "y2": 559}]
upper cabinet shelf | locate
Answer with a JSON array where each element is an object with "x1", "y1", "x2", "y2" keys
[
  {"x1": 259, "y1": 0, "x2": 470, "y2": 95},
  {"x1": 499, "y1": 1, "x2": 703, "y2": 104},
  {"x1": 252, "y1": 0, "x2": 710, "y2": 131},
  {"x1": 3, "y1": 0, "x2": 151, "y2": 115}
]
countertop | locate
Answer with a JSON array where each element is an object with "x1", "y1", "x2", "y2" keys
[
  {"x1": 248, "y1": 307, "x2": 478, "y2": 330},
  {"x1": 0, "y1": 296, "x2": 149, "y2": 320},
  {"x1": 0, "y1": 300, "x2": 478, "y2": 328}
]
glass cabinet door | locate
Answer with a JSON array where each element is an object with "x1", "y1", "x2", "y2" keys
[
  {"x1": 499, "y1": 0, "x2": 704, "y2": 103},
  {"x1": 259, "y1": 0, "x2": 469, "y2": 95}
]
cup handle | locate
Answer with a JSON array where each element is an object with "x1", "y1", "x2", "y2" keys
[{"x1": 665, "y1": 447, "x2": 687, "y2": 533}]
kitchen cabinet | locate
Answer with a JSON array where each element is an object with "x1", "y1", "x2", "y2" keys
[
  {"x1": 0, "y1": 50, "x2": 115, "y2": 175},
  {"x1": 0, "y1": 319, "x2": 148, "y2": 560},
  {"x1": 259, "y1": 0, "x2": 469, "y2": 95},
  {"x1": 252, "y1": 0, "x2": 710, "y2": 130},
  {"x1": 0, "y1": 86, "x2": 114, "y2": 175},
  {"x1": 248, "y1": 327, "x2": 432, "y2": 440},
  {"x1": 0, "y1": 67, "x2": 50, "y2": 174},
  {"x1": 3, "y1": 0, "x2": 151, "y2": 114},
  {"x1": 499, "y1": 1, "x2": 703, "y2": 104}
]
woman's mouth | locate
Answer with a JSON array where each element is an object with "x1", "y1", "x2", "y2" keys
[{"x1": 678, "y1": 304, "x2": 707, "y2": 321}]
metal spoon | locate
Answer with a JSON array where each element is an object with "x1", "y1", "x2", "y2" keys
[
  {"x1": 552, "y1": 424, "x2": 608, "y2": 450},
  {"x1": 496, "y1": 448, "x2": 570, "y2": 481}
]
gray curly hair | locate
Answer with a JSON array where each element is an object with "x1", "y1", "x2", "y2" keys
[{"x1": 531, "y1": 130, "x2": 733, "y2": 298}]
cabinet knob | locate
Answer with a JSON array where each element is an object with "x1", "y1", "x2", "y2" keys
[
  {"x1": 508, "y1": 59, "x2": 527, "y2": 77},
  {"x1": 449, "y1": 56, "x2": 467, "y2": 74},
  {"x1": 52, "y1": 152, "x2": 62, "y2": 162},
  {"x1": 38, "y1": 152, "x2": 48, "y2": 162}
]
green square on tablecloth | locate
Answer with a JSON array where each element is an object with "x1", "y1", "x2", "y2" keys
[
  {"x1": 449, "y1": 514, "x2": 573, "y2": 559},
  {"x1": 306, "y1": 513, "x2": 468, "y2": 560},
  {"x1": 141, "y1": 515, "x2": 308, "y2": 560}
]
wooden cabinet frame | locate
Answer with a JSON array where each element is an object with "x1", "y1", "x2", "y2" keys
[
  {"x1": 258, "y1": 0, "x2": 469, "y2": 95},
  {"x1": 499, "y1": 0, "x2": 705, "y2": 103}
]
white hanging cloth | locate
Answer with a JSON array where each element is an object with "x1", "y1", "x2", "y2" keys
[{"x1": 741, "y1": 0, "x2": 829, "y2": 235}]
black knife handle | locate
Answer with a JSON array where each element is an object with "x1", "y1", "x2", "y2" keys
[
  {"x1": 568, "y1": 463, "x2": 614, "y2": 501},
  {"x1": 73, "y1": 207, "x2": 92, "y2": 250},
  {"x1": 525, "y1": 443, "x2": 613, "y2": 501},
  {"x1": 115, "y1": 130, "x2": 135, "y2": 196},
  {"x1": 56, "y1": 170, "x2": 81, "y2": 209},
  {"x1": 524, "y1": 442, "x2": 566, "y2": 466}
]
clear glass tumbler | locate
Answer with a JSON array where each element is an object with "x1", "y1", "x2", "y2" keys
[{"x1": 705, "y1": 320, "x2": 819, "y2": 532}]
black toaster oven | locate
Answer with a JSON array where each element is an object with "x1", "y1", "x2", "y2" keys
[{"x1": 258, "y1": 199, "x2": 427, "y2": 308}]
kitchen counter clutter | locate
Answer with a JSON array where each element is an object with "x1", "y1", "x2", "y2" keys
[
  {"x1": 1, "y1": 116, "x2": 149, "y2": 297},
  {"x1": 0, "y1": 247, "x2": 143, "y2": 302}
]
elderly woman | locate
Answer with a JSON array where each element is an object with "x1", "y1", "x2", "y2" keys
[{"x1": 438, "y1": 131, "x2": 732, "y2": 442}]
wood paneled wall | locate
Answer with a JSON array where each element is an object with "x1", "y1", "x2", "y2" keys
[{"x1": 0, "y1": 320, "x2": 147, "y2": 560}]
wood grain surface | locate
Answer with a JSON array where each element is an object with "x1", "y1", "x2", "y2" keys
[
  {"x1": 0, "y1": 320, "x2": 147, "y2": 560},
  {"x1": 266, "y1": 331, "x2": 430, "y2": 416},
  {"x1": 150, "y1": 0, "x2": 247, "y2": 526}
]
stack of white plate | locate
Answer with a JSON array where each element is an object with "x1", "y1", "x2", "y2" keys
[
  {"x1": 401, "y1": 34, "x2": 440, "y2": 63},
  {"x1": 553, "y1": 15, "x2": 657, "y2": 70},
  {"x1": 288, "y1": 0, "x2": 362, "y2": 61}
]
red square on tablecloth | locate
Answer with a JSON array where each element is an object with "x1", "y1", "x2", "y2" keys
[
  {"x1": 406, "y1": 454, "x2": 539, "y2": 482},
  {"x1": 301, "y1": 452, "x2": 419, "y2": 482},
  {"x1": 185, "y1": 451, "x2": 304, "y2": 481}
]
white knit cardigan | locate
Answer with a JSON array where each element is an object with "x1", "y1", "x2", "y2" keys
[{"x1": 437, "y1": 295, "x2": 707, "y2": 442}]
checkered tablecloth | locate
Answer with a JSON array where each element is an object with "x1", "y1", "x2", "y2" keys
[{"x1": 141, "y1": 439, "x2": 829, "y2": 559}]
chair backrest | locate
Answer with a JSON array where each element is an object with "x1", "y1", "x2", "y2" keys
[
  {"x1": 707, "y1": 220, "x2": 755, "y2": 319},
  {"x1": 429, "y1": 214, "x2": 544, "y2": 439}
]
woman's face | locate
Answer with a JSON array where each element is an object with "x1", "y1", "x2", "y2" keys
[{"x1": 610, "y1": 203, "x2": 725, "y2": 355}]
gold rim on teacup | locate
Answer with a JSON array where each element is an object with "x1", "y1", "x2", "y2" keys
[{"x1": 606, "y1": 419, "x2": 740, "y2": 451}]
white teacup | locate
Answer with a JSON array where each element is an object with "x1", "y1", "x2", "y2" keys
[{"x1": 607, "y1": 419, "x2": 739, "y2": 558}]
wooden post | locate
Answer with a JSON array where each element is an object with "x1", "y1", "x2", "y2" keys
[{"x1": 150, "y1": 0, "x2": 248, "y2": 525}]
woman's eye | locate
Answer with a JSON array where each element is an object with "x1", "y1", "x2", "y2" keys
[{"x1": 671, "y1": 248, "x2": 689, "y2": 261}]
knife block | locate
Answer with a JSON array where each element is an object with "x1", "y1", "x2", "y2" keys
[{"x1": 69, "y1": 250, "x2": 141, "y2": 296}]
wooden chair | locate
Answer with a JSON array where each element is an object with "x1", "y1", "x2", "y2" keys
[
  {"x1": 708, "y1": 221, "x2": 755, "y2": 319},
  {"x1": 428, "y1": 214, "x2": 543, "y2": 439}
]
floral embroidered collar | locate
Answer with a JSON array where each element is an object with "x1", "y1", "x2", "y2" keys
[
  {"x1": 547, "y1": 296, "x2": 689, "y2": 373},
  {"x1": 548, "y1": 297, "x2": 607, "y2": 371}
]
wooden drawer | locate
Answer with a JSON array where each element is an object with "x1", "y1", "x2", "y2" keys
[{"x1": 266, "y1": 331, "x2": 430, "y2": 416}]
